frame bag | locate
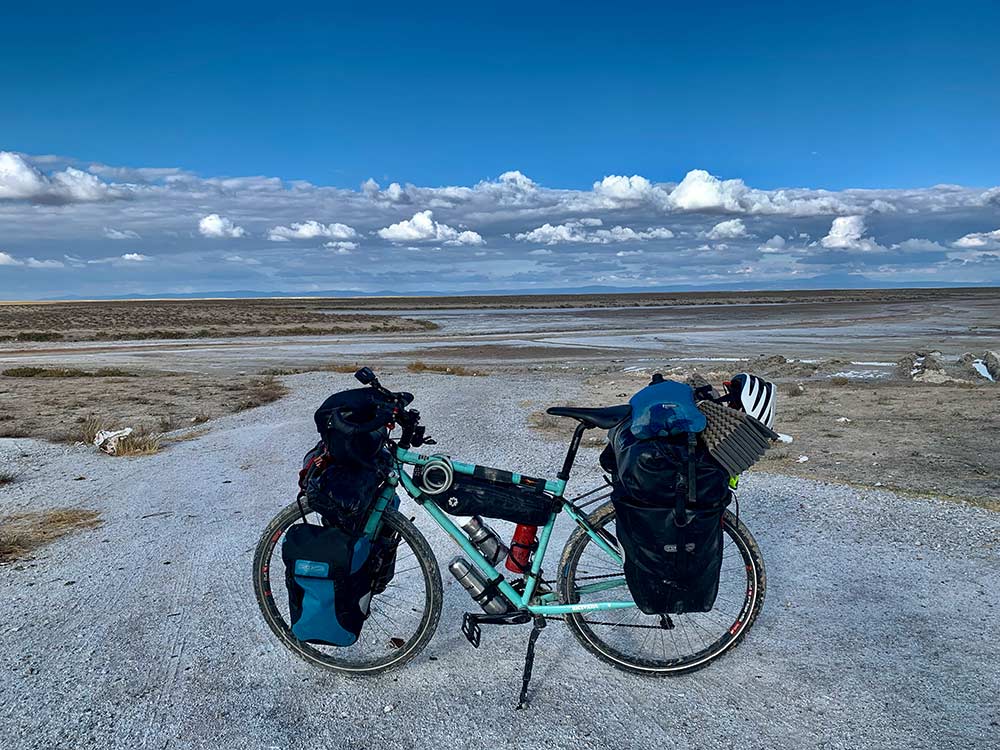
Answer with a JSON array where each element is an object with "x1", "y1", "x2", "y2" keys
[
  {"x1": 281, "y1": 523, "x2": 375, "y2": 646},
  {"x1": 437, "y1": 473, "x2": 553, "y2": 526}
]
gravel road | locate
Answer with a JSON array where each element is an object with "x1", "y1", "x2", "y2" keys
[{"x1": 1, "y1": 372, "x2": 998, "y2": 749}]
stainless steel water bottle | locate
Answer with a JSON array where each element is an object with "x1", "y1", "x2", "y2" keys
[
  {"x1": 460, "y1": 515, "x2": 509, "y2": 566},
  {"x1": 447, "y1": 557, "x2": 510, "y2": 615}
]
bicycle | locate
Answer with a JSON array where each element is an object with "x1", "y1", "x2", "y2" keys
[{"x1": 253, "y1": 368, "x2": 766, "y2": 706}]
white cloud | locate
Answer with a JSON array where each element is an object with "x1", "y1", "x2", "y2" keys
[
  {"x1": 363, "y1": 179, "x2": 412, "y2": 204},
  {"x1": 377, "y1": 210, "x2": 484, "y2": 245},
  {"x1": 592, "y1": 175, "x2": 658, "y2": 203},
  {"x1": 0, "y1": 151, "x2": 118, "y2": 203},
  {"x1": 267, "y1": 220, "x2": 358, "y2": 242},
  {"x1": 705, "y1": 218, "x2": 748, "y2": 240},
  {"x1": 25, "y1": 257, "x2": 65, "y2": 268},
  {"x1": 0, "y1": 251, "x2": 64, "y2": 268},
  {"x1": 325, "y1": 241, "x2": 359, "y2": 253},
  {"x1": 104, "y1": 227, "x2": 141, "y2": 240},
  {"x1": 819, "y1": 216, "x2": 882, "y2": 252},
  {"x1": 224, "y1": 255, "x2": 261, "y2": 265},
  {"x1": 120, "y1": 253, "x2": 150, "y2": 262},
  {"x1": 760, "y1": 234, "x2": 786, "y2": 252},
  {"x1": 952, "y1": 228, "x2": 1000, "y2": 249},
  {"x1": 515, "y1": 219, "x2": 675, "y2": 245},
  {"x1": 668, "y1": 168, "x2": 852, "y2": 216},
  {"x1": 198, "y1": 214, "x2": 246, "y2": 238}
]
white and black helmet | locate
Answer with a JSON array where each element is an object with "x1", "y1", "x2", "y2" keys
[{"x1": 726, "y1": 373, "x2": 777, "y2": 429}]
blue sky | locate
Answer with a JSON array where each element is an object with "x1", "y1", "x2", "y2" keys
[{"x1": 1, "y1": 1, "x2": 999, "y2": 298}]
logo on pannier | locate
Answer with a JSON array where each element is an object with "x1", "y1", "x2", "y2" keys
[
  {"x1": 662, "y1": 543, "x2": 697, "y2": 553},
  {"x1": 294, "y1": 559, "x2": 330, "y2": 577}
]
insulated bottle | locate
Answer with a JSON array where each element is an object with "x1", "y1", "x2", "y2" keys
[
  {"x1": 460, "y1": 516, "x2": 509, "y2": 566},
  {"x1": 447, "y1": 557, "x2": 510, "y2": 615},
  {"x1": 505, "y1": 524, "x2": 537, "y2": 573}
]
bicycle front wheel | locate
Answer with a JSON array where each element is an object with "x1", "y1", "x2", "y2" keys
[
  {"x1": 253, "y1": 500, "x2": 442, "y2": 675},
  {"x1": 558, "y1": 501, "x2": 765, "y2": 675}
]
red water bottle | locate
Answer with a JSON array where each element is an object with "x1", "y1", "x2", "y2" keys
[{"x1": 505, "y1": 524, "x2": 537, "y2": 573}]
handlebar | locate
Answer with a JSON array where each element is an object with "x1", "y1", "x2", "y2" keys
[{"x1": 353, "y1": 367, "x2": 433, "y2": 448}]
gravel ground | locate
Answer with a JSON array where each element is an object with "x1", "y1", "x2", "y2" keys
[{"x1": 1, "y1": 371, "x2": 998, "y2": 750}]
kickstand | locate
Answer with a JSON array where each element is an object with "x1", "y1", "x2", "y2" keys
[{"x1": 516, "y1": 616, "x2": 547, "y2": 710}]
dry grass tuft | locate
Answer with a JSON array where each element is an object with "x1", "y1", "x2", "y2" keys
[
  {"x1": 406, "y1": 361, "x2": 486, "y2": 376},
  {"x1": 0, "y1": 470, "x2": 17, "y2": 486},
  {"x1": 71, "y1": 417, "x2": 160, "y2": 455},
  {"x1": 234, "y1": 375, "x2": 289, "y2": 411},
  {"x1": 77, "y1": 415, "x2": 112, "y2": 444},
  {"x1": 0, "y1": 508, "x2": 103, "y2": 562},
  {"x1": 829, "y1": 375, "x2": 850, "y2": 386},
  {"x1": 115, "y1": 429, "x2": 161, "y2": 456}
]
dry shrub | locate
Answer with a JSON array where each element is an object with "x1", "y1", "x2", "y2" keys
[
  {"x1": 0, "y1": 470, "x2": 17, "y2": 486},
  {"x1": 407, "y1": 361, "x2": 486, "y2": 376},
  {"x1": 829, "y1": 376, "x2": 850, "y2": 386},
  {"x1": 0, "y1": 508, "x2": 102, "y2": 562},
  {"x1": 234, "y1": 375, "x2": 289, "y2": 411}
]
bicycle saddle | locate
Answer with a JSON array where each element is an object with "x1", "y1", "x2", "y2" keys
[{"x1": 546, "y1": 404, "x2": 630, "y2": 429}]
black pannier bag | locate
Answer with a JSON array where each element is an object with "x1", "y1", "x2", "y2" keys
[
  {"x1": 281, "y1": 522, "x2": 375, "y2": 646},
  {"x1": 305, "y1": 452, "x2": 392, "y2": 532},
  {"x1": 436, "y1": 473, "x2": 554, "y2": 526},
  {"x1": 304, "y1": 388, "x2": 395, "y2": 531},
  {"x1": 607, "y1": 379, "x2": 733, "y2": 615}
]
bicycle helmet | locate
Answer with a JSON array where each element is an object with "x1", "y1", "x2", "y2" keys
[{"x1": 725, "y1": 373, "x2": 776, "y2": 429}]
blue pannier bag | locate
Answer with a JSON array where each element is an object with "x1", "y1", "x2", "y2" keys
[
  {"x1": 281, "y1": 523, "x2": 374, "y2": 646},
  {"x1": 628, "y1": 376, "x2": 706, "y2": 439}
]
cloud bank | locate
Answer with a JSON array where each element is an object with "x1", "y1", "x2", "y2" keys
[{"x1": 1, "y1": 150, "x2": 999, "y2": 298}]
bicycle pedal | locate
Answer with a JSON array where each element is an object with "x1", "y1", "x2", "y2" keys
[{"x1": 461, "y1": 613, "x2": 482, "y2": 648}]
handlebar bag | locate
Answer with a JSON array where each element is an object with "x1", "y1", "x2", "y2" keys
[
  {"x1": 314, "y1": 388, "x2": 392, "y2": 465},
  {"x1": 281, "y1": 522, "x2": 374, "y2": 646},
  {"x1": 437, "y1": 474, "x2": 554, "y2": 526}
]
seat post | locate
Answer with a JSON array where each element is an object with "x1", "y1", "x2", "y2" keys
[{"x1": 558, "y1": 422, "x2": 588, "y2": 481}]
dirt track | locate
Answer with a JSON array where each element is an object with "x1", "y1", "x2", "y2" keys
[{"x1": 1, "y1": 372, "x2": 997, "y2": 749}]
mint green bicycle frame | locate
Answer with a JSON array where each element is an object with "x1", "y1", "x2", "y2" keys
[{"x1": 360, "y1": 446, "x2": 637, "y2": 616}]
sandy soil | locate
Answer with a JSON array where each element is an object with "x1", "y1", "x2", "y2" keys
[{"x1": 0, "y1": 367, "x2": 287, "y2": 443}]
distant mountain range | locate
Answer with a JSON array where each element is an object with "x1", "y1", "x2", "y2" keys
[{"x1": 41, "y1": 275, "x2": 997, "y2": 301}]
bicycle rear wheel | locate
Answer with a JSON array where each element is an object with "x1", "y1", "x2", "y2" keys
[
  {"x1": 558, "y1": 501, "x2": 765, "y2": 675},
  {"x1": 253, "y1": 500, "x2": 442, "y2": 675}
]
